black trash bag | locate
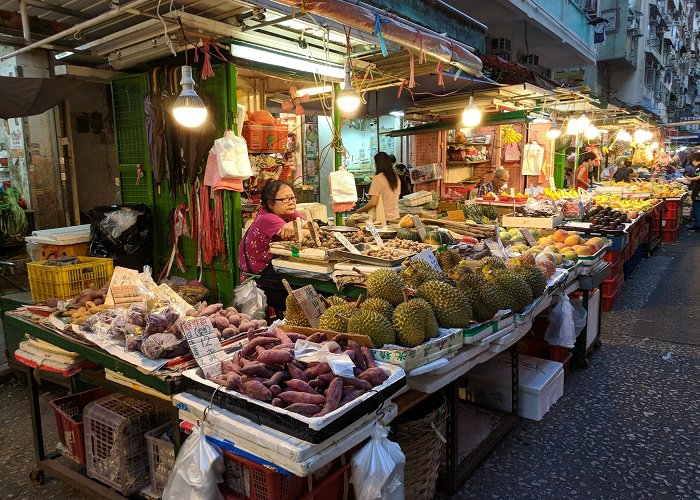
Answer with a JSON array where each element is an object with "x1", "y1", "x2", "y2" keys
[{"x1": 88, "y1": 204, "x2": 152, "y2": 258}]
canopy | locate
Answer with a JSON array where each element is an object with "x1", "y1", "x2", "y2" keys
[{"x1": 0, "y1": 76, "x2": 82, "y2": 119}]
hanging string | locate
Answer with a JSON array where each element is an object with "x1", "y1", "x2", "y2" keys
[
  {"x1": 407, "y1": 48, "x2": 416, "y2": 89},
  {"x1": 373, "y1": 14, "x2": 389, "y2": 57},
  {"x1": 413, "y1": 29, "x2": 424, "y2": 65},
  {"x1": 436, "y1": 61, "x2": 444, "y2": 86},
  {"x1": 200, "y1": 39, "x2": 215, "y2": 80}
]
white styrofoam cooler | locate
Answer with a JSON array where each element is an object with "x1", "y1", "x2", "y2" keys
[{"x1": 466, "y1": 353, "x2": 564, "y2": 421}]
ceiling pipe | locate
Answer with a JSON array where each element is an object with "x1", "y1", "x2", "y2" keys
[
  {"x1": 1, "y1": 0, "x2": 152, "y2": 61},
  {"x1": 25, "y1": 0, "x2": 92, "y2": 20},
  {"x1": 19, "y1": 0, "x2": 30, "y2": 44}
]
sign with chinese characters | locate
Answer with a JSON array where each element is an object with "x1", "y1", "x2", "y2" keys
[
  {"x1": 412, "y1": 248, "x2": 441, "y2": 271},
  {"x1": 365, "y1": 222, "x2": 384, "y2": 247},
  {"x1": 412, "y1": 216, "x2": 427, "y2": 240},
  {"x1": 519, "y1": 228, "x2": 537, "y2": 247},
  {"x1": 292, "y1": 285, "x2": 326, "y2": 328},
  {"x1": 334, "y1": 232, "x2": 361, "y2": 254},
  {"x1": 181, "y1": 317, "x2": 227, "y2": 377}
]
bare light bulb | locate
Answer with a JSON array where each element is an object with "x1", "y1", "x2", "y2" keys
[
  {"x1": 633, "y1": 128, "x2": 648, "y2": 143},
  {"x1": 565, "y1": 117, "x2": 581, "y2": 135},
  {"x1": 615, "y1": 129, "x2": 632, "y2": 142},
  {"x1": 173, "y1": 65, "x2": 207, "y2": 128},
  {"x1": 336, "y1": 60, "x2": 361, "y2": 113},
  {"x1": 584, "y1": 124, "x2": 599, "y2": 140},
  {"x1": 577, "y1": 114, "x2": 590, "y2": 130},
  {"x1": 462, "y1": 95, "x2": 482, "y2": 128},
  {"x1": 546, "y1": 127, "x2": 562, "y2": 139}
]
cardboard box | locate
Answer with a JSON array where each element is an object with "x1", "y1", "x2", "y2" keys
[
  {"x1": 501, "y1": 213, "x2": 563, "y2": 229},
  {"x1": 371, "y1": 328, "x2": 463, "y2": 371}
]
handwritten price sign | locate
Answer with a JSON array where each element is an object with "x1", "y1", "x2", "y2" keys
[{"x1": 180, "y1": 317, "x2": 227, "y2": 377}]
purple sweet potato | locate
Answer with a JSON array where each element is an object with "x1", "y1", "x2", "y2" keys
[
  {"x1": 287, "y1": 363, "x2": 308, "y2": 382},
  {"x1": 240, "y1": 362, "x2": 274, "y2": 379},
  {"x1": 273, "y1": 343, "x2": 295, "y2": 351},
  {"x1": 318, "y1": 373, "x2": 336, "y2": 384},
  {"x1": 271, "y1": 398, "x2": 285, "y2": 408},
  {"x1": 306, "y1": 332, "x2": 326, "y2": 343},
  {"x1": 221, "y1": 359, "x2": 237, "y2": 373},
  {"x1": 361, "y1": 346, "x2": 376, "y2": 368},
  {"x1": 213, "y1": 315, "x2": 230, "y2": 331},
  {"x1": 341, "y1": 376, "x2": 372, "y2": 391},
  {"x1": 339, "y1": 389, "x2": 366, "y2": 406},
  {"x1": 284, "y1": 379, "x2": 318, "y2": 395},
  {"x1": 226, "y1": 373, "x2": 242, "y2": 391},
  {"x1": 242, "y1": 380, "x2": 272, "y2": 401},
  {"x1": 286, "y1": 333, "x2": 308, "y2": 342},
  {"x1": 274, "y1": 327, "x2": 292, "y2": 344},
  {"x1": 304, "y1": 362, "x2": 331, "y2": 379},
  {"x1": 197, "y1": 303, "x2": 223, "y2": 317},
  {"x1": 308, "y1": 379, "x2": 326, "y2": 390},
  {"x1": 257, "y1": 349, "x2": 294, "y2": 365},
  {"x1": 277, "y1": 391, "x2": 325, "y2": 405},
  {"x1": 285, "y1": 403, "x2": 322, "y2": 417},
  {"x1": 349, "y1": 341, "x2": 367, "y2": 371},
  {"x1": 269, "y1": 385, "x2": 282, "y2": 397},
  {"x1": 357, "y1": 367, "x2": 388, "y2": 386},
  {"x1": 241, "y1": 337, "x2": 280, "y2": 357},
  {"x1": 264, "y1": 371, "x2": 292, "y2": 388},
  {"x1": 317, "y1": 377, "x2": 343, "y2": 416},
  {"x1": 238, "y1": 321, "x2": 256, "y2": 332}
]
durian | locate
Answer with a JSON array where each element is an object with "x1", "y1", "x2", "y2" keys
[
  {"x1": 360, "y1": 297, "x2": 394, "y2": 321},
  {"x1": 401, "y1": 260, "x2": 453, "y2": 289},
  {"x1": 392, "y1": 301, "x2": 426, "y2": 347},
  {"x1": 515, "y1": 265, "x2": 547, "y2": 299},
  {"x1": 412, "y1": 297, "x2": 439, "y2": 340},
  {"x1": 284, "y1": 294, "x2": 310, "y2": 327},
  {"x1": 475, "y1": 256, "x2": 507, "y2": 276},
  {"x1": 456, "y1": 272, "x2": 501, "y2": 323},
  {"x1": 487, "y1": 269, "x2": 533, "y2": 313},
  {"x1": 318, "y1": 303, "x2": 357, "y2": 333},
  {"x1": 436, "y1": 249, "x2": 461, "y2": 271},
  {"x1": 348, "y1": 310, "x2": 396, "y2": 347},
  {"x1": 325, "y1": 295, "x2": 348, "y2": 307},
  {"x1": 417, "y1": 280, "x2": 472, "y2": 328},
  {"x1": 366, "y1": 269, "x2": 405, "y2": 306}
]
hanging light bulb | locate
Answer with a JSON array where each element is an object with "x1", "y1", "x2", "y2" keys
[
  {"x1": 584, "y1": 124, "x2": 599, "y2": 140},
  {"x1": 615, "y1": 129, "x2": 632, "y2": 142},
  {"x1": 172, "y1": 65, "x2": 207, "y2": 128},
  {"x1": 577, "y1": 114, "x2": 590, "y2": 130},
  {"x1": 633, "y1": 128, "x2": 648, "y2": 143},
  {"x1": 546, "y1": 125, "x2": 561, "y2": 139},
  {"x1": 565, "y1": 117, "x2": 581, "y2": 135},
  {"x1": 336, "y1": 60, "x2": 361, "y2": 113},
  {"x1": 462, "y1": 94, "x2": 482, "y2": 128}
]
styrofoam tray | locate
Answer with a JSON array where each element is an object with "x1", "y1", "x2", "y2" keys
[
  {"x1": 489, "y1": 320, "x2": 532, "y2": 352},
  {"x1": 407, "y1": 343, "x2": 494, "y2": 393},
  {"x1": 463, "y1": 313, "x2": 514, "y2": 345}
]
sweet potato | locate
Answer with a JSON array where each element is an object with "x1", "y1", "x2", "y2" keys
[
  {"x1": 197, "y1": 301, "x2": 207, "y2": 313},
  {"x1": 273, "y1": 343, "x2": 295, "y2": 350},
  {"x1": 208, "y1": 374, "x2": 228, "y2": 386},
  {"x1": 285, "y1": 379, "x2": 317, "y2": 394},
  {"x1": 317, "y1": 377, "x2": 343, "y2": 416},
  {"x1": 341, "y1": 376, "x2": 372, "y2": 390},
  {"x1": 285, "y1": 403, "x2": 322, "y2": 417},
  {"x1": 271, "y1": 398, "x2": 285, "y2": 408},
  {"x1": 339, "y1": 389, "x2": 365, "y2": 406},
  {"x1": 325, "y1": 341, "x2": 341, "y2": 353},
  {"x1": 308, "y1": 379, "x2": 326, "y2": 390},
  {"x1": 287, "y1": 363, "x2": 308, "y2": 382},
  {"x1": 257, "y1": 349, "x2": 294, "y2": 365},
  {"x1": 238, "y1": 321, "x2": 256, "y2": 332},
  {"x1": 240, "y1": 363, "x2": 274, "y2": 379},
  {"x1": 349, "y1": 341, "x2": 366, "y2": 371},
  {"x1": 226, "y1": 373, "x2": 242, "y2": 391},
  {"x1": 304, "y1": 362, "x2": 331, "y2": 379},
  {"x1": 221, "y1": 359, "x2": 237, "y2": 373},
  {"x1": 225, "y1": 306, "x2": 238, "y2": 314},
  {"x1": 286, "y1": 333, "x2": 308, "y2": 342},
  {"x1": 227, "y1": 313, "x2": 241, "y2": 327},
  {"x1": 306, "y1": 332, "x2": 326, "y2": 343},
  {"x1": 222, "y1": 326, "x2": 239, "y2": 339},
  {"x1": 269, "y1": 385, "x2": 282, "y2": 397},
  {"x1": 357, "y1": 367, "x2": 388, "y2": 386},
  {"x1": 277, "y1": 391, "x2": 325, "y2": 405},
  {"x1": 361, "y1": 346, "x2": 376, "y2": 368},
  {"x1": 242, "y1": 380, "x2": 272, "y2": 401},
  {"x1": 197, "y1": 303, "x2": 223, "y2": 317},
  {"x1": 318, "y1": 373, "x2": 336, "y2": 384},
  {"x1": 241, "y1": 337, "x2": 280, "y2": 357},
  {"x1": 213, "y1": 315, "x2": 230, "y2": 331},
  {"x1": 353, "y1": 367, "x2": 363, "y2": 377},
  {"x1": 346, "y1": 350, "x2": 356, "y2": 362},
  {"x1": 274, "y1": 328, "x2": 292, "y2": 345},
  {"x1": 238, "y1": 313, "x2": 252, "y2": 321},
  {"x1": 254, "y1": 319, "x2": 267, "y2": 329},
  {"x1": 289, "y1": 359, "x2": 305, "y2": 370},
  {"x1": 185, "y1": 308, "x2": 197, "y2": 317},
  {"x1": 265, "y1": 371, "x2": 291, "y2": 388}
]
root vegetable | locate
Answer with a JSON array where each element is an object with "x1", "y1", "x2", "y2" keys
[
  {"x1": 257, "y1": 349, "x2": 293, "y2": 365},
  {"x1": 349, "y1": 341, "x2": 366, "y2": 371},
  {"x1": 241, "y1": 337, "x2": 280, "y2": 357},
  {"x1": 339, "y1": 389, "x2": 366, "y2": 405},
  {"x1": 272, "y1": 398, "x2": 285, "y2": 408},
  {"x1": 341, "y1": 377, "x2": 372, "y2": 391},
  {"x1": 287, "y1": 333, "x2": 308, "y2": 342},
  {"x1": 274, "y1": 328, "x2": 292, "y2": 344},
  {"x1": 361, "y1": 346, "x2": 377, "y2": 368},
  {"x1": 225, "y1": 307, "x2": 238, "y2": 314},
  {"x1": 238, "y1": 321, "x2": 256, "y2": 332},
  {"x1": 306, "y1": 332, "x2": 326, "y2": 343},
  {"x1": 265, "y1": 371, "x2": 291, "y2": 387},
  {"x1": 287, "y1": 363, "x2": 308, "y2": 382},
  {"x1": 254, "y1": 319, "x2": 268, "y2": 329},
  {"x1": 318, "y1": 373, "x2": 336, "y2": 384},
  {"x1": 285, "y1": 379, "x2": 317, "y2": 394},
  {"x1": 240, "y1": 363, "x2": 275, "y2": 378},
  {"x1": 222, "y1": 326, "x2": 239, "y2": 339},
  {"x1": 214, "y1": 316, "x2": 230, "y2": 330},
  {"x1": 358, "y1": 367, "x2": 388, "y2": 386},
  {"x1": 325, "y1": 341, "x2": 341, "y2": 353},
  {"x1": 270, "y1": 385, "x2": 282, "y2": 397},
  {"x1": 285, "y1": 403, "x2": 322, "y2": 417},
  {"x1": 278, "y1": 391, "x2": 326, "y2": 405},
  {"x1": 197, "y1": 303, "x2": 223, "y2": 317},
  {"x1": 304, "y1": 362, "x2": 331, "y2": 379},
  {"x1": 273, "y1": 343, "x2": 295, "y2": 350},
  {"x1": 317, "y1": 377, "x2": 343, "y2": 416},
  {"x1": 242, "y1": 380, "x2": 272, "y2": 401}
]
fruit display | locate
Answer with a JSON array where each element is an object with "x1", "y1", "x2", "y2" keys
[
  {"x1": 206, "y1": 328, "x2": 390, "y2": 417},
  {"x1": 363, "y1": 248, "x2": 404, "y2": 260},
  {"x1": 539, "y1": 188, "x2": 580, "y2": 200},
  {"x1": 591, "y1": 194, "x2": 655, "y2": 214},
  {"x1": 416, "y1": 280, "x2": 473, "y2": 328},
  {"x1": 584, "y1": 206, "x2": 629, "y2": 229},
  {"x1": 383, "y1": 239, "x2": 432, "y2": 252},
  {"x1": 463, "y1": 203, "x2": 499, "y2": 224},
  {"x1": 506, "y1": 229, "x2": 607, "y2": 266},
  {"x1": 453, "y1": 269, "x2": 501, "y2": 322}
]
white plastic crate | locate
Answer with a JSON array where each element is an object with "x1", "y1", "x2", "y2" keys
[
  {"x1": 84, "y1": 394, "x2": 168, "y2": 495},
  {"x1": 466, "y1": 353, "x2": 564, "y2": 421},
  {"x1": 145, "y1": 423, "x2": 175, "y2": 498}
]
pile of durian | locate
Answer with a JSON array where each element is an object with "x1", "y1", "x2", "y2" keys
[{"x1": 285, "y1": 250, "x2": 548, "y2": 350}]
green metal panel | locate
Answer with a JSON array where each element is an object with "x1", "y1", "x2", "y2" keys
[{"x1": 554, "y1": 149, "x2": 566, "y2": 189}]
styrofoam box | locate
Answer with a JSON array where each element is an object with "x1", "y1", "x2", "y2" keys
[
  {"x1": 466, "y1": 353, "x2": 564, "y2": 421},
  {"x1": 585, "y1": 288, "x2": 600, "y2": 350}
]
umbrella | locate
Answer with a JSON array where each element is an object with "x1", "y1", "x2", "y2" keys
[
  {"x1": 144, "y1": 69, "x2": 166, "y2": 193},
  {"x1": 177, "y1": 94, "x2": 216, "y2": 184},
  {"x1": 161, "y1": 67, "x2": 184, "y2": 198}
]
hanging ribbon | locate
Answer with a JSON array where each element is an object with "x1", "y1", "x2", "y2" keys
[
  {"x1": 200, "y1": 40, "x2": 215, "y2": 80},
  {"x1": 453, "y1": 68, "x2": 463, "y2": 81},
  {"x1": 414, "y1": 29, "x2": 424, "y2": 64},
  {"x1": 408, "y1": 49, "x2": 415, "y2": 89},
  {"x1": 436, "y1": 61, "x2": 444, "y2": 86},
  {"x1": 397, "y1": 81, "x2": 405, "y2": 98},
  {"x1": 373, "y1": 14, "x2": 389, "y2": 57}
]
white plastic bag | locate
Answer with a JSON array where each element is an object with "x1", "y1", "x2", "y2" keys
[
  {"x1": 294, "y1": 339, "x2": 355, "y2": 377},
  {"x1": 329, "y1": 166, "x2": 357, "y2": 211},
  {"x1": 233, "y1": 279, "x2": 267, "y2": 320},
  {"x1": 544, "y1": 294, "x2": 576, "y2": 348},
  {"x1": 163, "y1": 422, "x2": 224, "y2": 500},
  {"x1": 570, "y1": 298, "x2": 588, "y2": 335},
  {"x1": 213, "y1": 131, "x2": 253, "y2": 180},
  {"x1": 351, "y1": 423, "x2": 406, "y2": 500}
]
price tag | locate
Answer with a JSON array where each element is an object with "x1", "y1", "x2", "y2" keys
[
  {"x1": 412, "y1": 248, "x2": 441, "y2": 271},
  {"x1": 519, "y1": 228, "x2": 537, "y2": 247},
  {"x1": 484, "y1": 240, "x2": 507, "y2": 259},
  {"x1": 307, "y1": 220, "x2": 322, "y2": 247},
  {"x1": 291, "y1": 285, "x2": 327, "y2": 328},
  {"x1": 334, "y1": 232, "x2": 361, "y2": 254},
  {"x1": 365, "y1": 222, "x2": 384, "y2": 247},
  {"x1": 412, "y1": 215, "x2": 427, "y2": 241},
  {"x1": 158, "y1": 283, "x2": 193, "y2": 316},
  {"x1": 105, "y1": 267, "x2": 141, "y2": 306},
  {"x1": 510, "y1": 188, "x2": 515, "y2": 197},
  {"x1": 180, "y1": 317, "x2": 227, "y2": 377},
  {"x1": 494, "y1": 221, "x2": 500, "y2": 243}
]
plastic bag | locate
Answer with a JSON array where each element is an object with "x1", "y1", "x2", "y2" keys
[
  {"x1": 351, "y1": 422, "x2": 405, "y2": 500},
  {"x1": 570, "y1": 297, "x2": 588, "y2": 335},
  {"x1": 294, "y1": 340, "x2": 355, "y2": 377},
  {"x1": 329, "y1": 166, "x2": 357, "y2": 211},
  {"x1": 100, "y1": 208, "x2": 141, "y2": 240},
  {"x1": 88, "y1": 204, "x2": 152, "y2": 258},
  {"x1": 233, "y1": 279, "x2": 267, "y2": 320},
  {"x1": 213, "y1": 131, "x2": 253, "y2": 180},
  {"x1": 163, "y1": 422, "x2": 224, "y2": 500},
  {"x1": 544, "y1": 294, "x2": 576, "y2": 348}
]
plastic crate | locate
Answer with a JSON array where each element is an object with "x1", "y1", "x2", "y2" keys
[
  {"x1": 145, "y1": 423, "x2": 176, "y2": 498},
  {"x1": 27, "y1": 257, "x2": 114, "y2": 301},
  {"x1": 84, "y1": 394, "x2": 168, "y2": 495},
  {"x1": 662, "y1": 205, "x2": 679, "y2": 221},
  {"x1": 221, "y1": 449, "x2": 307, "y2": 500},
  {"x1": 40, "y1": 242, "x2": 90, "y2": 261},
  {"x1": 50, "y1": 388, "x2": 112, "y2": 465},
  {"x1": 242, "y1": 123, "x2": 288, "y2": 152},
  {"x1": 603, "y1": 250, "x2": 622, "y2": 264},
  {"x1": 602, "y1": 273, "x2": 623, "y2": 296},
  {"x1": 660, "y1": 227, "x2": 679, "y2": 243}
]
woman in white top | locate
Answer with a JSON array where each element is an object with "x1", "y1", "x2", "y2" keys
[{"x1": 355, "y1": 152, "x2": 401, "y2": 220}]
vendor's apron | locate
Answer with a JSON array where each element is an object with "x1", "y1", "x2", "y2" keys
[{"x1": 241, "y1": 230, "x2": 287, "y2": 317}]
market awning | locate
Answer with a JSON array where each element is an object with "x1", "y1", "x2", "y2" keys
[
  {"x1": 0, "y1": 76, "x2": 82, "y2": 119},
  {"x1": 383, "y1": 110, "x2": 529, "y2": 137}
]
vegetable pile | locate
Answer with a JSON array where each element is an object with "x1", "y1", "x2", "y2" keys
[
  {"x1": 0, "y1": 187, "x2": 27, "y2": 242},
  {"x1": 207, "y1": 328, "x2": 389, "y2": 418}
]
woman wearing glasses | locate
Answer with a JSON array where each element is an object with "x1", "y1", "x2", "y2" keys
[{"x1": 238, "y1": 180, "x2": 309, "y2": 319}]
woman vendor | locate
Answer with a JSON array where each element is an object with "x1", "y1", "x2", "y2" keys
[
  {"x1": 354, "y1": 152, "x2": 401, "y2": 221},
  {"x1": 238, "y1": 180, "x2": 309, "y2": 319}
]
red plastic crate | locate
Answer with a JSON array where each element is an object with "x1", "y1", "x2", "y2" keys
[
  {"x1": 221, "y1": 450, "x2": 307, "y2": 500},
  {"x1": 50, "y1": 388, "x2": 112, "y2": 464},
  {"x1": 604, "y1": 250, "x2": 622, "y2": 263},
  {"x1": 662, "y1": 206, "x2": 679, "y2": 220},
  {"x1": 661, "y1": 227, "x2": 679, "y2": 243},
  {"x1": 602, "y1": 293, "x2": 618, "y2": 312},
  {"x1": 602, "y1": 274, "x2": 623, "y2": 296}
]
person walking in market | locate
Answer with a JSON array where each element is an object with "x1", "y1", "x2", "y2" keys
[
  {"x1": 575, "y1": 151, "x2": 596, "y2": 190},
  {"x1": 685, "y1": 151, "x2": 700, "y2": 231}
]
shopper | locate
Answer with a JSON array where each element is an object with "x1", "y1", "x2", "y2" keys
[
  {"x1": 613, "y1": 159, "x2": 635, "y2": 182},
  {"x1": 685, "y1": 152, "x2": 700, "y2": 231},
  {"x1": 575, "y1": 151, "x2": 596, "y2": 190},
  {"x1": 238, "y1": 180, "x2": 309, "y2": 318},
  {"x1": 354, "y1": 151, "x2": 401, "y2": 220}
]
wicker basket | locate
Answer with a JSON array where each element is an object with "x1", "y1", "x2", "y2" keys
[{"x1": 393, "y1": 396, "x2": 449, "y2": 500}]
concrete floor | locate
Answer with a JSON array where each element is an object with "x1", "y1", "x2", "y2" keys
[{"x1": 0, "y1": 231, "x2": 698, "y2": 499}]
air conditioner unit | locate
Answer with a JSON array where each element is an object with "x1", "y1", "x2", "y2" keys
[
  {"x1": 523, "y1": 54, "x2": 539, "y2": 65},
  {"x1": 491, "y1": 38, "x2": 512, "y2": 52}
]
